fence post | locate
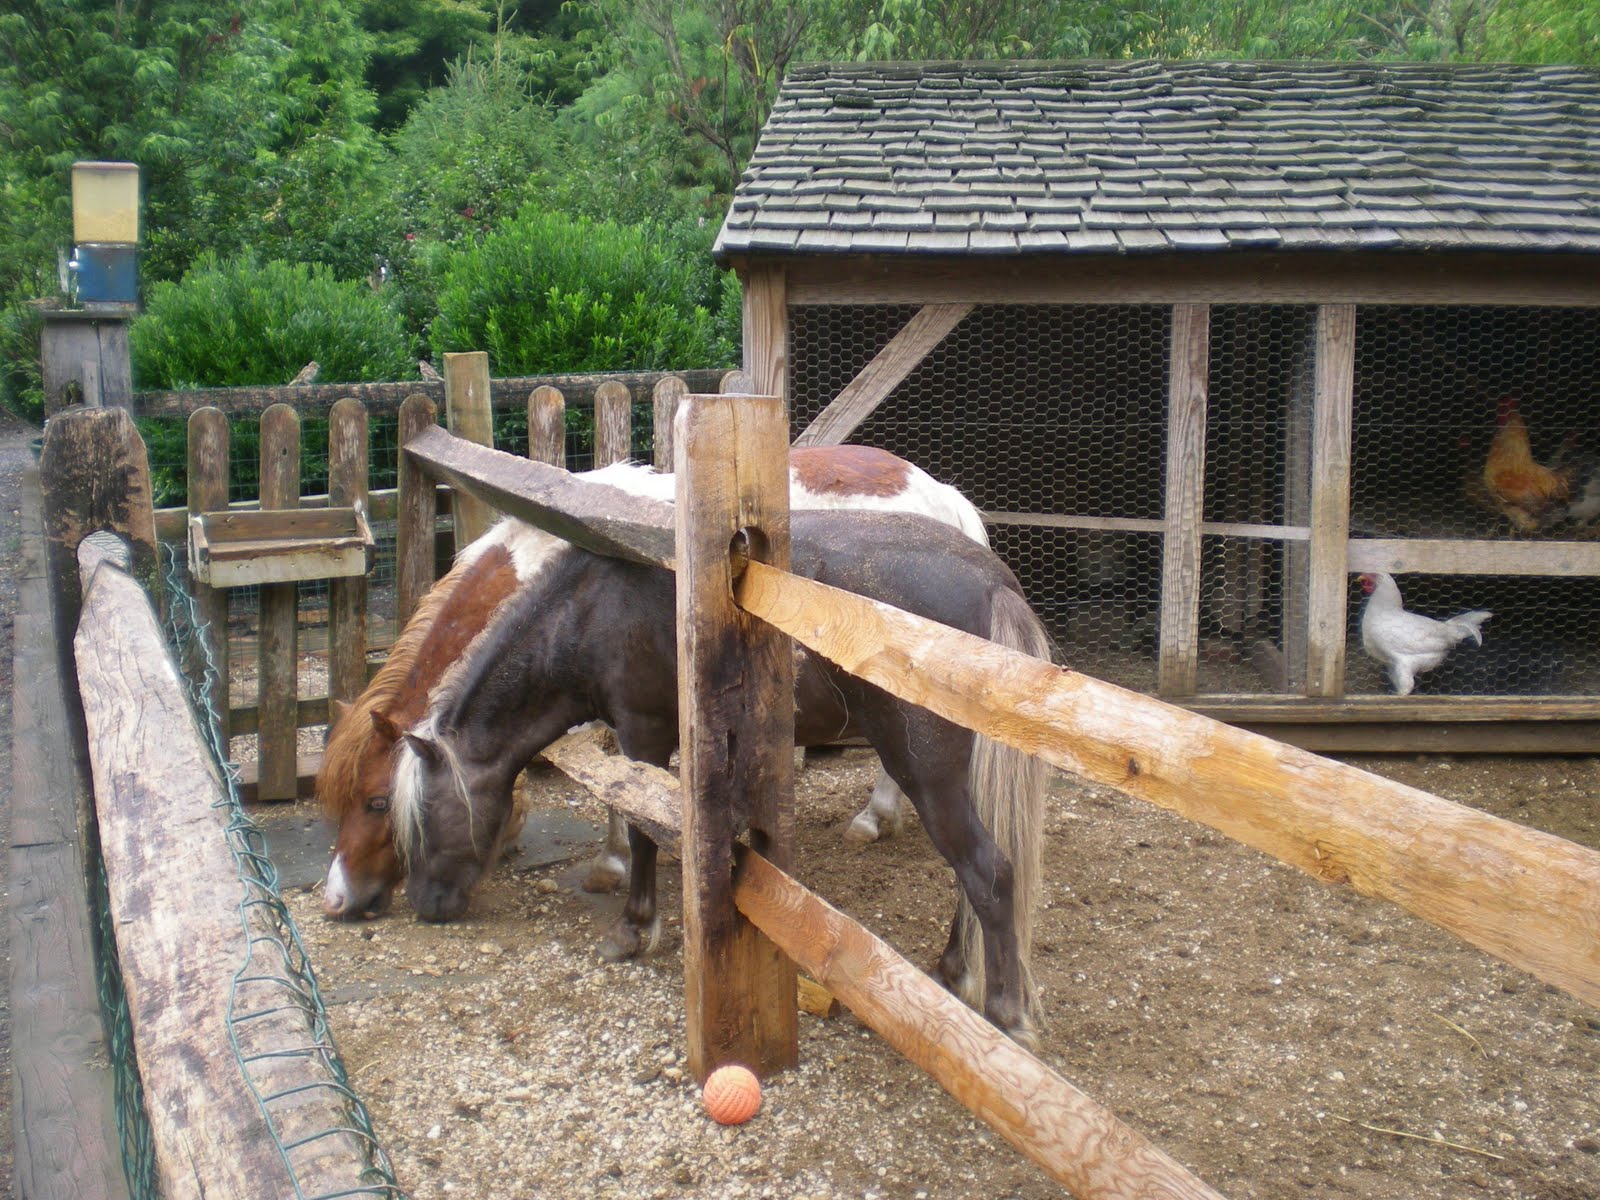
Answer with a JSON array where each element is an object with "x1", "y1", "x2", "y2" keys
[
  {"x1": 651, "y1": 376, "x2": 687, "y2": 470},
  {"x1": 673, "y1": 392, "x2": 797, "y2": 1081},
  {"x1": 528, "y1": 385, "x2": 566, "y2": 467},
  {"x1": 396, "y1": 394, "x2": 438, "y2": 628},
  {"x1": 327, "y1": 398, "x2": 369, "y2": 721},
  {"x1": 593, "y1": 379, "x2": 632, "y2": 468},
  {"x1": 256, "y1": 404, "x2": 300, "y2": 800},
  {"x1": 442, "y1": 351, "x2": 495, "y2": 548},
  {"x1": 186, "y1": 407, "x2": 231, "y2": 736}
]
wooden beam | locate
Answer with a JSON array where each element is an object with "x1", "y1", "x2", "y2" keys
[
  {"x1": 778, "y1": 251, "x2": 1600, "y2": 308},
  {"x1": 256, "y1": 404, "x2": 300, "y2": 802},
  {"x1": 402, "y1": 424, "x2": 675, "y2": 569},
  {"x1": 1306, "y1": 306, "x2": 1356, "y2": 697},
  {"x1": 733, "y1": 850, "x2": 1223, "y2": 1200},
  {"x1": 9, "y1": 469, "x2": 128, "y2": 1200},
  {"x1": 741, "y1": 264, "x2": 788, "y2": 401},
  {"x1": 792, "y1": 303, "x2": 972, "y2": 447},
  {"x1": 74, "y1": 559, "x2": 380, "y2": 1198},
  {"x1": 186, "y1": 407, "x2": 230, "y2": 736},
  {"x1": 1157, "y1": 304, "x2": 1209, "y2": 697},
  {"x1": 328, "y1": 396, "x2": 369, "y2": 722},
  {"x1": 734, "y1": 560, "x2": 1600, "y2": 1009},
  {"x1": 674, "y1": 393, "x2": 798, "y2": 1080},
  {"x1": 1348, "y1": 537, "x2": 1600, "y2": 576},
  {"x1": 539, "y1": 728, "x2": 681, "y2": 853},
  {"x1": 443, "y1": 351, "x2": 497, "y2": 549}
]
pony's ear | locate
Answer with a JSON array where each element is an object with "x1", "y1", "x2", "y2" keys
[
  {"x1": 370, "y1": 709, "x2": 403, "y2": 743},
  {"x1": 332, "y1": 699, "x2": 354, "y2": 723},
  {"x1": 402, "y1": 731, "x2": 443, "y2": 766}
]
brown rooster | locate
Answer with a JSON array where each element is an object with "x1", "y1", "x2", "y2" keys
[{"x1": 1471, "y1": 396, "x2": 1576, "y2": 533}]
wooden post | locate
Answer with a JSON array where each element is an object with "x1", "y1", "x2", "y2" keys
[
  {"x1": 186, "y1": 408, "x2": 230, "y2": 736},
  {"x1": 1305, "y1": 305, "x2": 1356, "y2": 697},
  {"x1": 741, "y1": 264, "x2": 788, "y2": 401},
  {"x1": 1158, "y1": 304, "x2": 1209, "y2": 697},
  {"x1": 327, "y1": 398, "x2": 368, "y2": 720},
  {"x1": 528, "y1": 385, "x2": 566, "y2": 467},
  {"x1": 674, "y1": 393, "x2": 798, "y2": 1080},
  {"x1": 442, "y1": 351, "x2": 496, "y2": 548},
  {"x1": 40, "y1": 310, "x2": 133, "y2": 415},
  {"x1": 396, "y1": 394, "x2": 438, "y2": 628},
  {"x1": 256, "y1": 404, "x2": 300, "y2": 800},
  {"x1": 38, "y1": 406, "x2": 158, "y2": 728},
  {"x1": 594, "y1": 379, "x2": 632, "y2": 467},
  {"x1": 651, "y1": 376, "x2": 687, "y2": 470}
]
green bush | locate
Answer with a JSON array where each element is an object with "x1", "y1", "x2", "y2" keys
[
  {"x1": 429, "y1": 207, "x2": 739, "y2": 374},
  {"x1": 130, "y1": 253, "x2": 414, "y2": 390}
]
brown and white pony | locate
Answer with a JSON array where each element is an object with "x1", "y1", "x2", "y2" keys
[
  {"x1": 391, "y1": 506, "x2": 1052, "y2": 1044},
  {"x1": 318, "y1": 446, "x2": 989, "y2": 920}
]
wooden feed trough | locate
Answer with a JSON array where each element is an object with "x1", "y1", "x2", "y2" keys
[{"x1": 187, "y1": 505, "x2": 374, "y2": 587}]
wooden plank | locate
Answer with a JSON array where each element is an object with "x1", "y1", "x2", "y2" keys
[
  {"x1": 1281, "y1": 318, "x2": 1316, "y2": 691},
  {"x1": 651, "y1": 376, "x2": 687, "y2": 470},
  {"x1": 594, "y1": 379, "x2": 632, "y2": 467},
  {"x1": 235, "y1": 754, "x2": 323, "y2": 803},
  {"x1": 132, "y1": 368, "x2": 728, "y2": 421},
  {"x1": 42, "y1": 312, "x2": 133, "y2": 415},
  {"x1": 256, "y1": 403, "x2": 300, "y2": 801},
  {"x1": 187, "y1": 407, "x2": 230, "y2": 737},
  {"x1": 327, "y1": 398, "x2": 369, "y2": 718},
  {"x1": 9, "y1": 468, "x2": 129, "y2": 1200},
  {"x1": 528, "y1": 385, "x2": 566, "y2": 467},
  {"x1": 1306, "y1": 306, "x2": 1357, "y2": 697},
  {"x1": 1187, "y1": 694, "x2": 1600, "y2": 723},
  {"x1": 776, "y1": 251, "x2": 1600, "y2": 308},
  {"x1": 792, "y1": 303, "x2": 971, "y2": 447},
  {"x1": 734, "y1": 850, "x2": 1224, "y2": 1200},
  {"x1": 1218, "y1": 719, "x2": 1600, "y2": 755},
  {"x1": 1157, "y1": 304, "x2": 1209, "y2": 697},
  {"x1": 396, "y1": 395, "x2": 438, "y2": 627},
  {"x1": 539, "y1": 728, "x2": 682, "y2": 853},
  {"x1": 75, "y1": 561, "x2": 379, "y2": 1197},
  {"x1": 985, "y1": 512, "x2": 1312, "y2": 540},
  {"x1": 229, "y1": 697, "x2": 330, "y2": 737},
  {"x1": 733, "y1": 560, "x2": 1600, "y2": 1008},
  {"x1": 674, "y1": 393, "x2": 798, "y2": 1080},
  {"x1": 443, "y1": 351, "x2": 496, "y2": 549},
  {"x1": 741, "y1": 264, "x2": 788, "y2": 400},
  {"x1": 402, "y1": 424, "x2": 676, "y2": 569},
  {"x1": 1348, "y1": 537, "x2": 1600, "y2": 576}
]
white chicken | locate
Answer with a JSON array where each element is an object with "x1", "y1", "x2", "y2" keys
[{"x1": 1358, "y1": 573, "x2": 1492, "y2": 696}]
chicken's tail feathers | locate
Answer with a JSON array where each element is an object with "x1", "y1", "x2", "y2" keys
[{"x1": 1448, "y1": 609, "x2": 1494, "y2": 646}]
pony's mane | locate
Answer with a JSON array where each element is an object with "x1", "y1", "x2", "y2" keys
[{"x1": 389, "y1": 714, "x2": 476, "y2": 869}]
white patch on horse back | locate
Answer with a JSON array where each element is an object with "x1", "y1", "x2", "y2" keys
[
  {"x1": 488, "y1": 463, "x2": 674, "y2": 583},
  {"x1": 584, "y1": 460, "x2": 676, "y2": 501},
  {"x1": 789, "y1": 463, "x2": 990, "y2": 547},
  {"x1": 323, "y1": 854, "x2": 351, "y2": 912}
]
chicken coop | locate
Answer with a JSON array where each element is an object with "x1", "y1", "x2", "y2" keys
[{"x1": 715, "y1": 59, "x2": 1600, "y2": 752}]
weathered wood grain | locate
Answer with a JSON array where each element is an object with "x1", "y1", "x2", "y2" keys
[
  {"x1": 443, "y1": 352, "x2": 497, "y2": 549},
  {"x1": 256, "y1": 403, "x2": 300, "y2": 801},
  {"x1": 734, "y1": 560, "x2": 1600, "y2": 1008},
  {"x1": 396, "y1": 395, "x2": 439, "y2": 627},
  {"x1": 1157, "y1": 303, "x2": 1209, "y2": 697},
  {"x1": 594, "y1": 379, "x2": 633, "y2": 468},
  {"x1": 674, "y1": 393, "x2": 798, "y2": 1080},
  {"x1": 75, "y1": 560, "x2": 384, "y2": 1198},
  {"x1": 1306, "y1": 305, "x2": 1356, "y2": 697},
  {"x1": 528, "y1": 385, "x2": 566, "y2": 467},
  {"x1": 651, "y1": 376, "x2": 687, "y2": 470},
  {"x1": 186, "y1": 407, "x2": 230, "y2": 735},
  {"x1": 741, "y1": 264, "x2": 788, "y2": 401},
  {"x1": 327, "y1": 397, "x2": 370, "y2": 717}
]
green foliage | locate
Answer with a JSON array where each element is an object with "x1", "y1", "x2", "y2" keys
[
  {"x1": 130, "y1": 254, "x2": 413, "y2": 390},
  {"x1": 431, "y1": 208, "x2": 738, "y2": 373},
  {"x1": 0, "y1": 300, "x2": 47, "y2": 422}
]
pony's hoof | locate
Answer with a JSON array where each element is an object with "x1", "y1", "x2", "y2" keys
[
  {"x1": 1004, "y1": 1015, "x2": 1042, "y2": 1055},
  {"x1": 598, "y1": 915, "x2": 661, "y2": 962},
  {"x1": 582, "y1": 852, "x2": 628, "y2": 893},
  {"x1": 844, "y1": 810, "x2": 882, "y2": 844}
]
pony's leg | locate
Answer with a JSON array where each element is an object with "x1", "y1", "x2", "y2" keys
[
  {"x1": 582, "y1": 807, "x2": 631, "y2": 893},
  {"x1": 845, "y1": 769, "x2": 909, "y2": 844},
  {"x1": 599, "y1": 824, "x2": 660, "y2": 961}
]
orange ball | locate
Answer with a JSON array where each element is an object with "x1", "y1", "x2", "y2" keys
[{"x1": 702, "y1": 1063, "x2": 762, "y2": 1125}]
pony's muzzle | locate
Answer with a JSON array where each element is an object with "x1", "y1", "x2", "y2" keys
[{"x1": 408, "y1": 875, "x2": 470, "y2": 923}]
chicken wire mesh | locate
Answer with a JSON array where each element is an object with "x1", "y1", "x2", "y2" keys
[{"x1": 790, "y1": 301, "x2": 1600, "y2": 701}]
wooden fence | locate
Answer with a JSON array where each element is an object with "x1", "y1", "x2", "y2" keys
[
  {"x1": 159, "y1": 360, "x2": 736, "y2": 800},
  {"x1": 402, "y1": 394, "x2": 1600, "y2": 1198}
]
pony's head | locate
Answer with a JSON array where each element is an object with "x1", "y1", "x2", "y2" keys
[
  {"x1": 319, "y1": 705, "x2": 408, "y2": 919},
  {"x1": 391, "y1": 717, "x2": 521, "y2": 922}
]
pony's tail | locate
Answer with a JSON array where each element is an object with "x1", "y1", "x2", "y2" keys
[{"x1": 960, "y1": 586, "x2": 1052, "y2": 1025}]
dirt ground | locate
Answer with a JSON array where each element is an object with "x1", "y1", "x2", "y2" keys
[{"x1": 271, "y1": 741, "x2": 1600, "y2": 1200}]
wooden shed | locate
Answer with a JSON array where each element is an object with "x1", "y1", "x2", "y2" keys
[{"x1": 714, "y1": 59, "x2": 1600, "y2": 752}]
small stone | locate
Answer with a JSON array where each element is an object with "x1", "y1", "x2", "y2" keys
[
  {"x1": 534, "y1": 878, "x2": 560, "y2": 894},
  {"x1": 426, "y1": 1124, "x2": 442, "y2": 1140},
  {"x1": 477, "y1": 941, "x2": 505, "y2": 956}
]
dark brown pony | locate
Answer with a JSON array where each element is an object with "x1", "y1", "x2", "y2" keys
[
  {"x1": 318, "y1": 449, "x2": 991, "y2": 919},
  {"x1": 391, "y1": 506, "x2": 1052, "y2": 1045}
]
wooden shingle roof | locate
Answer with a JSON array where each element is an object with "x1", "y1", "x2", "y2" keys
[{"x1": 715, "y1": 60, "x2": 1600, "y2": 260}]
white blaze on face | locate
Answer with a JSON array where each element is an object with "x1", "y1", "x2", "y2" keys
[{"x1": 323, "y1": 854, "x2": 352, "y2": 914}]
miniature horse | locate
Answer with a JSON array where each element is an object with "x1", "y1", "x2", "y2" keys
[
  {"x1": 391, "y1": 506, "x2": 1052, "y2": 1045},
  {"x1": 318, "y1": 447, "x2": 990, "y2": 920}
]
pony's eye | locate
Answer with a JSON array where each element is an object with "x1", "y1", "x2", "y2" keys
[{"x1": 366, "y1": 795, "x2": 390, "y2": 813}]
